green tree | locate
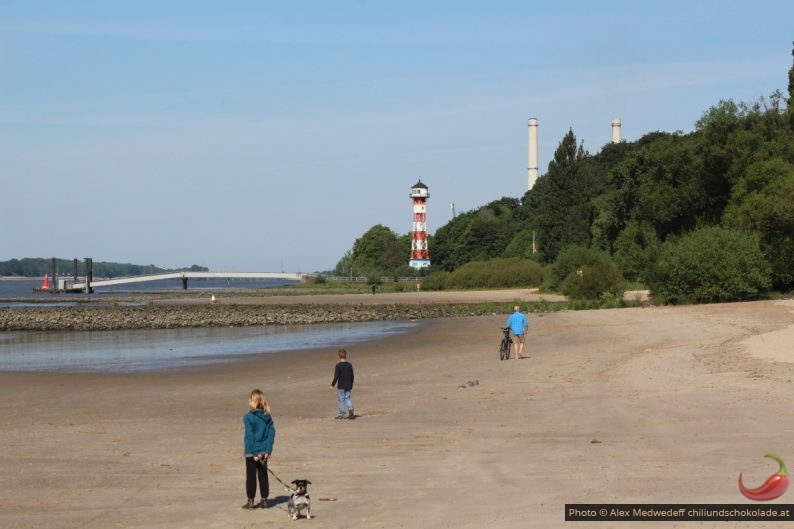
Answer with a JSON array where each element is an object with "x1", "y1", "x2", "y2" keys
[
  {"x1": 533, "y1": 129, "x2": 595, "y2": 262},
  {"x1": 631, "y1": 134, "x2": 706, "y2": 239},
  {"x1": 789, "y1": 42, "x2": 794, "y2": 101},
  {"x1": 502, "y1": 228, "x2": 539, "y2": 260},
  {"x1": 430, "y1": 209, "x2": 476, "y2": 271},
  {"x1": 334, "y1": 250, "x2": 355, "y2": 277},
  {"x1": 788, "y1": 41, "x2": 794, "y2": 128},
  {"x1": 589, "y1": 132, "x2": 663, "y2": 252},
  {"x1": 431, "y1": 198, "x2": 521, "y2": 271},
  {"x1": 613, "y1": 221, "x2": 660, "y2": 283},
  {"x1": 333, "y1": 224, "x2": 410, "y2": 277},
  {"x1": 647, "y1": 227, "x2": 771, "y2": 304},
  {"x1": 722, "y1": 159, "x2": 794, "y2": 289}
]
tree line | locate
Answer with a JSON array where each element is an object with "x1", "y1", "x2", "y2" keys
[
  {"x1": 0, "y1": 258, "x2": 208, "y2": 278},
  {"x1": 334, "y1": 44, "x2": 794, "y2": 303}
]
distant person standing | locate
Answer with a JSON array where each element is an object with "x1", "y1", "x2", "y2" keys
[
  {"x1": 329, "y1": 349, "x2": 355, "y2": 419},
  {"x1": 506, "y1": 305, "x2": 528, "y2": 359}
]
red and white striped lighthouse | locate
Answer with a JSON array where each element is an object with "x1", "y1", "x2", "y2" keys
[{"x1": 409, "y1": 180, "x2": 431, "y2": 269}]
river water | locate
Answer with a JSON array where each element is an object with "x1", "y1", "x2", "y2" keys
[
  {"x1": 0, "y1": 278, "x2": 418, "y2": 373},
  {"x1": 0, "y1": 321, "x2": 418, "y2": 373}
]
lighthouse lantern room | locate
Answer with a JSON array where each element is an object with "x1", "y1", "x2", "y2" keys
[{"x1": 409, "y1": 180, "x2": 431, "y2": 269}]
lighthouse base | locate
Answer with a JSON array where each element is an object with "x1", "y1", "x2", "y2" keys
[{"x1": 408, "y1": 259, "x2": 431, "y2": 270}]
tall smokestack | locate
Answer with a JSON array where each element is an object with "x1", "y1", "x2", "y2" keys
[
  {"x1": 528, "y1": 117, "x2": 538, "y2": 190},
  {"x1": 611, "y1": 117, "x2": 621, "y2": 144}
]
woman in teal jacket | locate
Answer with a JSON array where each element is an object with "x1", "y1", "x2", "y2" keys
[{"x1": 242, "y1": 389, "x2": 276, "y2": 510}]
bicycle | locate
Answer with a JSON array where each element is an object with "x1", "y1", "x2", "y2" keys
[{"x1": 499, "y1": 327, "x2": 511, "y2": 360}]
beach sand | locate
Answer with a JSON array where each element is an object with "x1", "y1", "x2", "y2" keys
[{"x1": 2, "y1": 295, "x2": 794, "y2": 528}]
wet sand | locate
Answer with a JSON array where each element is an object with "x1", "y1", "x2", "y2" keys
[{"x1": 2, "y1": 295, "x2": 794, "y2": 528}]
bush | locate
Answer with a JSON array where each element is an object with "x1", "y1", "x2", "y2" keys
[
  {"x1": 560, "y1": 263, "x2": 624, "y2": 301},
  {"x1": 549, "y1": 245, "x2": 624, "y2": 300},
  {"x1": 614, "y1": 221, "x2": 661, "y2": 283},
  {"x1": 444, "y1": 258, "x2": 544, "y2": 289},
  {"x1": 647, "y1": 227, "x2": 771, "y2": 304},
  {"x1": 420, "y1": 271, "x2": 448, "y2": 291}
]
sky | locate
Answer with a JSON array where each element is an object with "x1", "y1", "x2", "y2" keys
[{"x1": 1, "y1": 1, "x2": 793, "y2": 273}]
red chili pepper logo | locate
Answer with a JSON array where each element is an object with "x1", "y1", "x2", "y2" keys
[{"x1": 738, "y1": 452, "x2": 790, "y2": 501}]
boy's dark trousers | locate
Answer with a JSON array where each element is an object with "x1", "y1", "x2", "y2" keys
[{"x1": 245, "y1": 457, "x2": 269, "y2": 499}]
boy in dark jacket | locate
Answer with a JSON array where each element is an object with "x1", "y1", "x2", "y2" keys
[{"x1": 329, "y1": 349, "x2": 355, "y2": 419}]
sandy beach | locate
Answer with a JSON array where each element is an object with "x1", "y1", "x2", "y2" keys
[{"x1": 3, "y1": 294, "x2": 794, "y2": 528}]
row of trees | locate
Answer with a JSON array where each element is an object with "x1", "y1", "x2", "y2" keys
[
  {"x1": 332, "y1": 225, "x2": 415, "y2": 279},
  {"x1": 0, "y1": 258, "x2": 207, "y2": 278},
  {"x1": 334, "y1": 45, "x2": 794, "y2": 303}
]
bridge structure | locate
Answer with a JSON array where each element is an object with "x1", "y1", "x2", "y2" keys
[{"x1": 71, "y1": 271, "x2": 306, "y2": 292}]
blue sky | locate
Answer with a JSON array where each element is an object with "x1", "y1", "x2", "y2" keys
[{"x1": 1, "y1": 1, "x2": 792, "y2": 273}]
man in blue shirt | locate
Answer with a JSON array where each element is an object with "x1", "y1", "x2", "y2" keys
[{"x1": 506, "y1": 305, "x2": 528, "y2": 359}]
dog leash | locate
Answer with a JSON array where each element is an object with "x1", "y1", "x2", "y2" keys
[{"x1": 259, "y1": 460, "x2": 293, "y2": 490}]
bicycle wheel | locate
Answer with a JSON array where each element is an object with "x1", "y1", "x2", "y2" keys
[{"x1": 500, "y1": 337, "x2": 511, "y2": 360}]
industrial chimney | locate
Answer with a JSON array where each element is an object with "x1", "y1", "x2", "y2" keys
[
  {"x1": 611, "y1": 117, "x2": 622, "y2": 144},
  {"x1": 528, "y1": 117, "x2": 538, "y2": 190}
]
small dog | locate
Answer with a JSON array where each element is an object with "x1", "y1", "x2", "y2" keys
[{"x1": 287, "y1": 479, "x2": 312, "y2": 520}]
